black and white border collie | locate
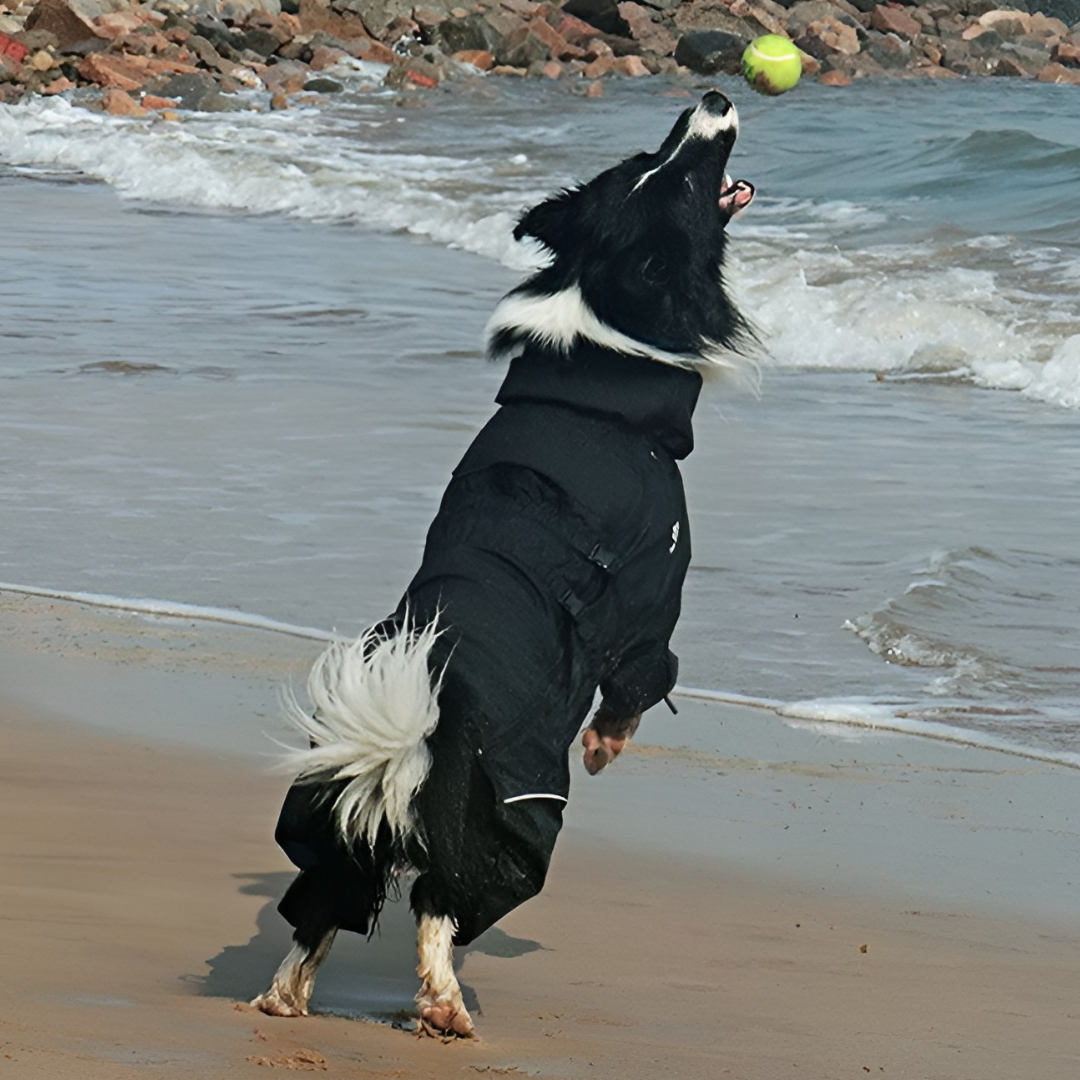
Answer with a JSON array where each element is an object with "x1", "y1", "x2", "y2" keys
[{"x1": 252, "y1": 90, "x2": 755, "y2": 1038}]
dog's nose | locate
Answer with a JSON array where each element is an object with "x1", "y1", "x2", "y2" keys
[{"x1": 700, "y1": 91, "x2": 734, "y2": 117}]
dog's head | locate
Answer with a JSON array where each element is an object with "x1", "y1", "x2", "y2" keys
[{"x1": 487, "y1": 91, "x2": 756, "y2": 371}]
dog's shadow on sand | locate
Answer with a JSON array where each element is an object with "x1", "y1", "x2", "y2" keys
[{"x1": 195, "y1": 872, "x2": 545, "y2": 1024}]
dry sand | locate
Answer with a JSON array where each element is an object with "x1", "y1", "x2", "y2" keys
[{"x1": 2, "y1": 664, "x2": 1079, "y2": 1079}]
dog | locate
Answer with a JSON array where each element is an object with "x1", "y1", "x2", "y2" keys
[{"x1": 252, "y1": 89, "x2": 755, "y2": 1038}]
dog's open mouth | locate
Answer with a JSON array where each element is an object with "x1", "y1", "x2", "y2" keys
[{"x1": 720, "y1": 173, "x2": 755, "y2": 217}]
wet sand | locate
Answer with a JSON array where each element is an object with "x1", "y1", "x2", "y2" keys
[{"x1": 1, "y1": 602, "x2": 1079, "y2": 1078}]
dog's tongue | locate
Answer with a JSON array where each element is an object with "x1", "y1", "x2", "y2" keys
[{"x1": 719, "y1": 174, "x2": 755, "y2": 215}]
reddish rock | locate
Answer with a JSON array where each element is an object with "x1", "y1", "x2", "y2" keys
[
  {"x1": 548, "y1": 11, "x2": 602, "y2": 46},
  {"x1": 309, "y1": 44, "x2": 348, "y2": 70},
  {"x1": 800, "y1": 50, "x2": 821, "y2": 75},
  {"x1": 42, "y1": 74, "x2": 75, "y2": 94},
  {"x1": 531, "y1": 15, "x2": 578, "y2": 53},
  {"x1": 262, "y1": 59, "x2": 312, "y2": 93},
  {"x1": 1051, "y1": 41, "x2": 1080, "y2": 66},
  {"x1": 143, "y1": 56, "x2": 202, "y2": 78},
  {"x1": 728, "y1": 0, "x2": 786, "y2": 36},
  {"x1": 406, "y1": 69, "x2": 438, "y2": 87},
  {"x1": 583, "y1": 52, "x2": 615, "y2": 76},
  {"x1": 870, "y1": 5, "x2": 920, "y2": 40},
  {"x1": 270, "y1": 89, "x2": 289, "y2": 109},
  {"x1": 798, "y1": 18, "x2": 860, "y2": 57},
  {"x1": 23, "y1": 0, "x2": 103, "y2": 53},
  {"x1": 453, "y1": 47, "x2": 495, "y2": 68},
  {"x1": 541, "y1": 58, "x2": 562, "y2": 76},
  {"x1": 1, "y1": 32, "x2": 30, "y2": 63},
  {"x1": 584, "y1": 77, "x2": 603, "y2": 95},
  {"x1": 350, "y1": 37, "x2": 396, "y2": 64},
  {"x1": 102, "y1": 87, "x2": 148, "y2": 116},
  {"x1": 297, "y1": 0, "x2": 372, "y2": 42},
  {"x1": 141, "y1": 93, "x2": 179, "y2": 109},
  {"x1": 490, "y1": 63, "x2": 527, "y2": 74},
  {"x1": 819, "y1": 68, "x2": 852, "y2": 85},
  {"x1": 1037, "y1": 60, "x2": 1080, "y2": 84},
  {"x1": 616, "y1": 1, "x2": 675, "y2": 56},
  {"x1": 613, "y1": 53, "x2": 649, "y2": 75},
  {"x1": 78, "y1": 52, "x2": 149, "y2": 91}
]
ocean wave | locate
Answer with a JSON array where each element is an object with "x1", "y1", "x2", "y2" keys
[
  {"x1": 4, "y1": 87, "x2": 1080, "y2": 406},
  {"x1": 4, "y1": 578, "x2": 1076, "y2": 769},
  {"x1": 847, "y1": 547, "x2": 1080, "y2": 706},
  {"x1": 0, "y1": 96, "x2": 546, "y2": 269}
]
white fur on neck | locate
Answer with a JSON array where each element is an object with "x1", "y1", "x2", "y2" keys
[{"x1": 485, "y1": 283, "x2": 743, "y2": 373}]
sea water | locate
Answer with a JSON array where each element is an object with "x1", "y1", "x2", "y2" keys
[{"x1": 1, "y1": 75, "x2": 1079, "y2": 764}]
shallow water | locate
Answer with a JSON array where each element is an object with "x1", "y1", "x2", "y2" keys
[{"x1": 1, "y1": 75, "x2": 1078, "y2": 763}]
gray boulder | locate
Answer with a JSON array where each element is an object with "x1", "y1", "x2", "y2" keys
[{"x1": 673, "y1": 29, "x2": 748, "y2": 74}]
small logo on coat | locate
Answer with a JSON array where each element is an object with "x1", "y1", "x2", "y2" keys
[{"x1": 669, "y1": 521, "x2": 680, "y2": 554}]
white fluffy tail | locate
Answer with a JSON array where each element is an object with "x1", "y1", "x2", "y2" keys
[{"x1": 280, "y1": 615, "x2": 444, "y2": 850}]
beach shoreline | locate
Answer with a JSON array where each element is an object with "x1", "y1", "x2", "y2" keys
[{"x1": 2, "y1": 607, "x2": 1078, "y2": 1078}]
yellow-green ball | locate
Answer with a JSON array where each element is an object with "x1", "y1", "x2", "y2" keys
[{"x1": 742, "y1": 35, "x2": 802, "y2": 96}]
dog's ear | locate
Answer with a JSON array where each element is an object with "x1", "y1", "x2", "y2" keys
[{"x1": 514, "y1": 187, "x2": 582, "y2": 252}]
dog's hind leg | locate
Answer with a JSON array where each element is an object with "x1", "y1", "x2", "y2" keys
[
  {"x1": 415, "y1": 913, "x2": 475, "y2": 1039},
  {"x1": 251, "y1": 923, "x2": 337, "y2": 1017},
  {"x1": 251, "y1": 865, "x2": 346, "y2": 1017}
]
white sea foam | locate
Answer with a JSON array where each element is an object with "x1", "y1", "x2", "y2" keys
[
  {"x1": 0, "y1": 97, "x2": 542, "y2": 269},
  {"x1": 3, "y1": 92, "x2": 1080, "y2": 407},
  {"x1": 7, "y1": 575, "x2": 1076, "y2": 769}
]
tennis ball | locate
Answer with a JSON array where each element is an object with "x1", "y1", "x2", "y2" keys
[{"x1": 742, "y1": 35, "x2": 803, "y2": 96}]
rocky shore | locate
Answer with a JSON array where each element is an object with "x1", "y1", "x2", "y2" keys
[{"x1": 1, "y1": 0, "x2": 1079, "y2": 112}]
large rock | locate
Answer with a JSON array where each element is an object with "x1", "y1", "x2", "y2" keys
[
  {"x1": 727, "y1": 0, "x2": 788, "y2": 36},
  {"x1": 433, "y1": 12, "x2": 518, "y2": 53},
  {"x1": 298, "y1": 0, "x2": 372, "y2": 40},
  {"x1": 334, "y1": 0, "x2": 415, "y2": 39},
  {"x1": 23, "y1": 0, "x2": 103, "y2": 51},
  {"x1": 153, "y1": 70, "x2": 239, "y2": 109},
  {"x1": 795, "y1": 17, "x2": 860, "y2": 57},
  {"x1": 617, "y1": 1, "x2": 676, "y2": 54},
  {"x1": 862, "y1": 28, "x2": 911, "y2": 65},
  {"x1": 1037, "y1": 58, "x2": 1080, "y2": 80},
  {"x1": 787, "y1": 1, "x2": 864, "y2": 35},
  {"x1": 78, "y1": 51, "x2": 149, "y2": 89},
  {"x1": 870, "y1": 4, "x2": 922, "y2": 37},
  {"x1": 1052, "y1": 39, "x2": 1080, "y2": 64},
  {"x1": 977, "y1": 8, "x2": 1032, "y2": 35},
  {"x1": 672, "y1": 1, "x2": 753, "y2": 34},
  {"x1": 673, "y1": 28, "x2": 748, "y2": 72},
  {"x1": 562, "y1": 0, "x2": 630, "y2": 35}
]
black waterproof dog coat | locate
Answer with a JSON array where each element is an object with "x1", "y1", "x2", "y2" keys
[{"x1": 275, "y1": 342, "x2": 702, "y2": 944}]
